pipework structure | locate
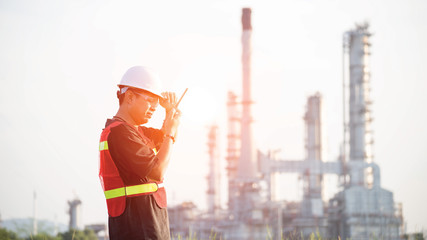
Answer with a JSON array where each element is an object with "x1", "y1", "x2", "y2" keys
[{"x1": 259, "y1": 93, "x2": 338, "y2": 237}]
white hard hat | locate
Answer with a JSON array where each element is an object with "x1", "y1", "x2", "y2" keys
[{"x1": 118, "y1": 66, "x2": 163, "y2": 98}]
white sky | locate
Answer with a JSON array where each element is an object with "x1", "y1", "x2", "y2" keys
[{"x1": 0, "y1": 0, "x2": 426, "y2": 233}]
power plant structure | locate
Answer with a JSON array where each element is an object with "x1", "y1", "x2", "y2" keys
[
  {"x1": 169, "y1": 8, "x2": 404, "y2": 240},
  {"x1": 67, "y1": 197, "x2": 83, "y2": 230}
]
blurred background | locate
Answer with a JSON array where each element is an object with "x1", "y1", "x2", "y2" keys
[{"x1": 0, "y1": 0, "x2": 426, "y2": 239}]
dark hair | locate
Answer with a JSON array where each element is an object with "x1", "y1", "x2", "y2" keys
[{"x1": 117, "y1": 90, "x2": 125, "y2": 106}]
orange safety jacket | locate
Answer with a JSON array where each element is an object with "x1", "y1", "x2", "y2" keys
[{"x1": 99, "y1": 121, "x2": 167, "y2": 217}]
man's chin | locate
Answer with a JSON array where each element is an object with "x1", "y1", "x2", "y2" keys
[{"x1": 137, "y1": 118, "x2": 149, "y2": 125}]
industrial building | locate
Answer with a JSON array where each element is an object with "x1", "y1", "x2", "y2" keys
[
  {"x1": 168, "y1": 8, "x2": 404, "y2": 240},
  {"x1": 68, "y1": 197, "x2": 83, "y2": 230}
]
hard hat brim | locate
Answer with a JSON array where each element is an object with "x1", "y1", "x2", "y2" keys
[{"x1": 118, "y1": 84, "x2": 164, "y2": 99}]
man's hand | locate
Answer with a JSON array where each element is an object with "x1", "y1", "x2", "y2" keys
[
  {"x1": 160, "y1": 92, "x2": 181, "y2": 137},
  {"x1": 160, "y1": 92, "x2": 177, "y2": 113},
  {"x1": 163, "y1": 108, "x2": 181, "y2": 138}
]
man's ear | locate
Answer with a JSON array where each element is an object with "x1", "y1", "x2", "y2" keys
[{"x1": 125, "y1": 90, "x2": 135, "y2": 104}]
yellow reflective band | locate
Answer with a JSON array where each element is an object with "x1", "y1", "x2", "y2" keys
[
  {"x1": 103, "y1": 183, "x2": 163, "y2": 200},
  {"x1": 153, "y1": 148, "x2": 158, "y2": 155},
  {"x1": 104, "y1": 187, "x2": 125, "y2": 199},
  {"x1": 99, "y1": 141, "x2": 108, "y2": 151},
  {"x1": 126, "y1": 183, "x2": 158, "y2": 196}
]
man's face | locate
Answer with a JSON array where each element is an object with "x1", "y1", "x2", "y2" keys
[{"x1": 128, "y1": 90, "x2": 159, "y2": 125}]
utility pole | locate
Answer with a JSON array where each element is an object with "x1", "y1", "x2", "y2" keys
[{"x1": 33, "y1": 191, "x2": 37, "y2": 236}]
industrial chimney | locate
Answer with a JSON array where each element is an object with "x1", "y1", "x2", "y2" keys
[
  {"x1": 237, "y1": 8, "x2": 258, "y2": 182},
  {"x1": 232, "y1": 9, "x2": 264, "y2": 226}
]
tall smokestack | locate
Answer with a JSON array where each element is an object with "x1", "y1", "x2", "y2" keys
[{"x1": 237, "y1": 8, "x2": 258, "y2": 181}]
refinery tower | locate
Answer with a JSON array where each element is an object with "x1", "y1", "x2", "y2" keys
[{"x1": 327, "y1": 24, "x2": 403, "y2": 240}]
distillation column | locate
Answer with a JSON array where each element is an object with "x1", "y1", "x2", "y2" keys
[
  {"x1": 302, "y1": 93, "x2": 324, "y2": 217},
  {"x1": 327, "y1": 24, "x2": 402, "y2": 240},
  {"x1": 290, "y1": 93, "x2": 329, "y2": 238},
  {"x1": 207, "y1": 125, "x2": 220, "y2": 216},
  {"x1": 347, "y1": 24, "x2": 374, "y2": 186},
  {"x1": 226, "y1": 92, "x2": 240, "y2": 211}
]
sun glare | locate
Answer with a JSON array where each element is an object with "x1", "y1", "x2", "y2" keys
[{"x1": 178, "y1": 86, "x2": 219, "y2": 125}]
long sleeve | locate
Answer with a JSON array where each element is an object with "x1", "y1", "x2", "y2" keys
[
  {"x1": 108, "y1": 123, "x2": 159, "y2": 185},
  {"x1": 140, "y1": 126, "x2": 165, "y2": 150}
]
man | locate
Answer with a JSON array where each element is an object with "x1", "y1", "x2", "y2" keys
[{"x1": 98, "y1": 66, "x2": 180, "y2": 239}]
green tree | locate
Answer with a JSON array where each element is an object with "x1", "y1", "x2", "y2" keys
[
  {"x1": 26, "y1": 233, "x2": 60, "y2": 240},
  {"x1": 413, "y1": 233, "x2": 425, "y2": 240},
  {"x1": 0, "y1": 228, "x2": 22, "y2": 240},
  {"x1": 57, "y1": 229, "x2": 97, "y2": 240}
]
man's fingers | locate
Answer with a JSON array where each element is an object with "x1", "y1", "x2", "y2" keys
[
  {"x1": 172, "y1": 93, "x2": 177, "y2": 105},
  {"x1": 167, "y1": 92, "x2": 177, "y2": 106},
  {"x1": 160, "y1": 92, "x2": 179, "y2": 110}
]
